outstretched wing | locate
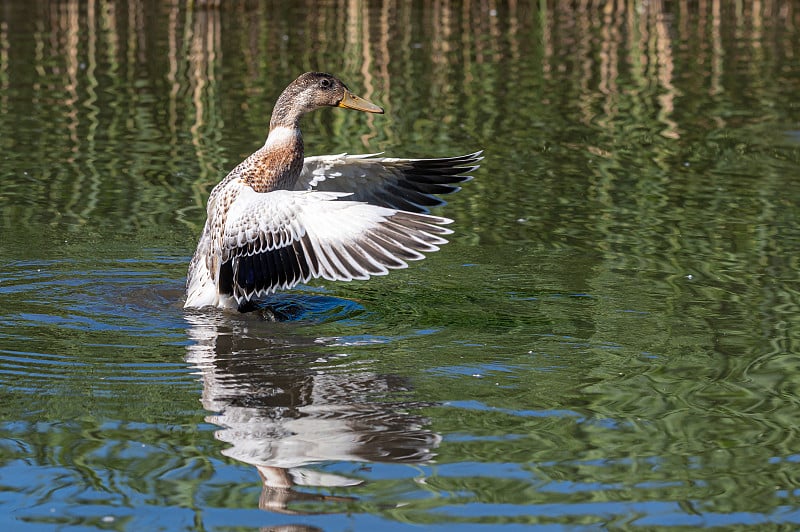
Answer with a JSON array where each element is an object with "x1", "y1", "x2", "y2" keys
[
  {"x1": 297, "y1": 151, "x2": 482, "y2": 213},
  {"x1": 217, "y1": 189, "x2": 453, "y2": 306}
]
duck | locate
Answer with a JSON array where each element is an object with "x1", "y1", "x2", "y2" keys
[{"x1": 184, "y1": 72, "x2": 481, "y2": 312}]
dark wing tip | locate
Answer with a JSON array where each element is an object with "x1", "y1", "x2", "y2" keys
[
  {"x1": 387, "y1": 151, "x2": 481, "y2": 212},
  {"x1": 407, "y1": 150, "x2": 484, "y2": 168}
]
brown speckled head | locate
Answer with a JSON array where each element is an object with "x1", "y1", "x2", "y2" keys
[{"x1": 269, "y1": 72, "x2": 383, "y2": 130}]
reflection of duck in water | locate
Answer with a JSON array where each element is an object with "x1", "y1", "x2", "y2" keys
[
  {"x1": 185, "y1": 71, "x2": 481, "y2": 312},
  {"x1": 184, "y1": 312, "x2": 441, "y2": 514}
]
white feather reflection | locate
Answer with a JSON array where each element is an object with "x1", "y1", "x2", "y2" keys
[{"x1": 184, "y1": 301, "x2": 441, "y2": 513}]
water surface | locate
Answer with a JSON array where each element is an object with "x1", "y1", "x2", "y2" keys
[{"x1": 1, "y1": 1, "x2": 800, "y2": 530}]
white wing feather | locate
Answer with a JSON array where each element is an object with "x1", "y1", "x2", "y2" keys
[{"x1": 217, "y1": 188, "x2": 452, "y2": 305}]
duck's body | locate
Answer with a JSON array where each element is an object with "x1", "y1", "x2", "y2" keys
[{"x1": 185, "y1": 72, "x2": 480, "y2": 311}]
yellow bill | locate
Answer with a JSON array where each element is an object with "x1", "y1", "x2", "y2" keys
[{"x1": 338, "y1": 90, "x2": 384, "y2": 114}]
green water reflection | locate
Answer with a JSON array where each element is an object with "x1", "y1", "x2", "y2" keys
[{"x1": 1, "y1": 0, "x2": 799, "y2": 529}]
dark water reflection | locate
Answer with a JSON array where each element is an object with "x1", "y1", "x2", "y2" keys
[{"x1": 0, "y1": 0, "x2": 799, "y2": 529}]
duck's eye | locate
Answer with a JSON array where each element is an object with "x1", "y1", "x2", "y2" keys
[{"x1": 319, "y1": 78, "x2": 332, "y2": 89}]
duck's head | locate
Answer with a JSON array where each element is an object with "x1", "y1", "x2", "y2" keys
[{"x1": 270, "y1": 72, "x2": 384, "y2": 129}]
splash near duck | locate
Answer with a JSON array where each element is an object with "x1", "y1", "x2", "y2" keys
[{"x1": 185, "y1": 72, "x2": 481, "y2": 312}]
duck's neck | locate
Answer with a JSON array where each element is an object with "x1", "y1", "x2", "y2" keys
[{"x1": 239, "y1": 124, "x2": 304, "y2": 192}]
